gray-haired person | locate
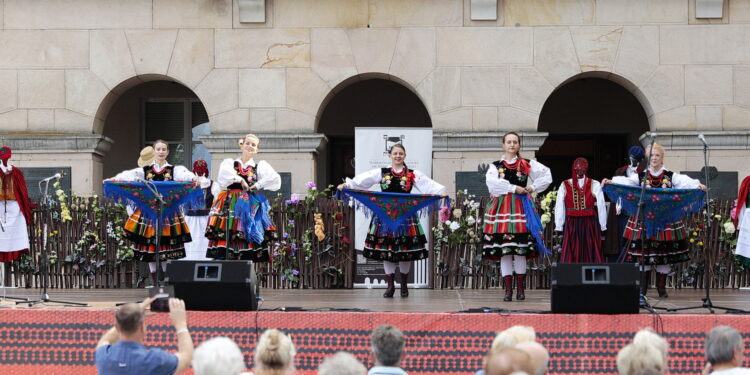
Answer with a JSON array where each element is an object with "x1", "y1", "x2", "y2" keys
[
  {"x1": 368, "y1": 324, "x2": 407, "y2": 375},
  {"x1": 702, "y1": 326, "x2": 750, "y2": 375},
  {"x1": 319, "y1": 351, "x2": 367, "y2": 375}
]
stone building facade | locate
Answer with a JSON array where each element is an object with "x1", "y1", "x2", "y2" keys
[{"x1": 1, "y1": 0, "x2": 750, "y2": 195}]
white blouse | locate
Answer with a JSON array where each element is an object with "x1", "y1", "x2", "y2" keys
[
  {"x1": 344, "y1": 167, "x2": 446, "y2": 195},
  {"x1": 553, "y1": 178, "x2": 608, "y2": 231},
  {"x1": 216, "y1": 158, "x2": 281, "y2": 191},
  {"x1": 112, "y1": 162, "x2": 196, "y2": 182},
  {"x1": 485, "y1": 157, "x2": 552, "y2": 197},
  {"x1": 611, "y1": 166, "x2": 702, "y2": 189}
]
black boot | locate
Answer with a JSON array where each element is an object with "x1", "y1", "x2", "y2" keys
[
  {"x1": 640, "y1": 270, "x2": 651, "y2": 296},
  {"x1": 400, "y1": 273, "x2": 409, "y2": 297},
  {"x1": 503, "y1": 275, "x2": 513, "y2": 302},
  {"x1": 150, "y1": 272, "x2": 158, "y2": 288},
  {"x1": 657, "y1": 273, "x2": 669, "y2": 298},
  {"x1": 516, "y1": 274, "x2": 526, "y2": 301},
  {"x1": 383, "y1": 274, "x2": 395, "y2": 298}
]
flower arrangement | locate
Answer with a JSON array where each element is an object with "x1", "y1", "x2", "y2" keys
[{"x1": 539, "y1": 190, "x2": 557, "y2": 227}]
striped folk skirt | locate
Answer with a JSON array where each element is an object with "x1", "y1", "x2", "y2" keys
[
  {"x1": 561, "y1": 215, "x2": 603, "y2": 263},
  {"x1": 481, "y1": 194, "x2": 536, "y2": 260},
  {"x1": 623, "y1": 217, "x2": 690, "y2": 265},
  {"x1": 363, "y1": 215, "x2": 428, "y2": 262},
  {"x1": 121, "y1": 209, "x2": 190, "y2": 262},
  {"x1": 205, "y1": 189, "x2": 271, "y2": 262}
]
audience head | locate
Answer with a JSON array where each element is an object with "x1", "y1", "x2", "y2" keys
[
  {"x1": 254, "y1": 329, "x2": 296, "y2": 375},
  {"x1": 318, "y1": 351, "x2": 367, "y2": 375},
  {"x1": 193, "y1": 337, "x2": 247, "y2": 375},
  {"x1": 492, "y1": 326, "x2": 536, "y2": 351},
  {"x1": 705, "y1": 325, "x2": 745, "y2": 367},
  {"x1": 515, "y1": 341, "x2": 549, "y2": 375},
  {"x1": 371, "y1": 324, "x2": 406, "y2": 367},
  {"x1": 616, "y1": 329, "x2": 669, "y2": 375},
  {"x1": 484, "y1": 347, "x2": 534, "y2": 375},
  {"x1": 114, "y1": 303, "x2": 146, "y2": 338}
]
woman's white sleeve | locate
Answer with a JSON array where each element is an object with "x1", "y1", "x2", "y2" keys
[
  {"x1": 529, "y1": 160, "x2": 552, "y2": 193},
  {"x1": 592, "y1": 180, "x2": 608, "y2": 231},
  {"x1": 672, "y1": 172, "x2": 701, "y2": 189},
  {"x1": 111, "y1": 167, "x2": 144, "y2": 182},
  {"x1": 217, "y1": 159, "x2": 243, "y2": 189},
  {"x1": 612, "y1": 174, "x2": 639, "y2": 186},
  {"x1": 413, "y1": 170, "x2": 446, "y2": 195},
  {"x1": 256, "y1": 160, "x2": 281, "y2": 191},
  {"x1": 554, "y1": 182, "x2": 566, "y2": 231},
  {"x1": 486, "y1": 165, "x2": 514, "y2": 196},
  {"x1": 344, "y1": 168, "x2": 382, "y2": 190},
  {"x1": 173, "y1": 166, "x2": 196, "y2": 182}
]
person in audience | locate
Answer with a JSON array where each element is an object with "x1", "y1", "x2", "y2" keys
[
  {"x1": 369, "y1": 324, "x2": 408, "y2": 375},
  {"x1": 515, "y1": 341, "x2": 549, "y2": 375},
  {"x1": 95, "y1": 297, "x2": 194, "y2": 375},
  {"x1": 318, "y1": 351, "x2": 367, "y2": 375},
  {"x1": 253, "y1": 329, "x2": 296, "y2": 375},
  {"x1": 491, "y1": 325, "x2": 536, "y2": 351},
  {"x1": 484, "y1": 347, "x2": 534, "y2": 375},
  {"x1": 702, "y1": 325, "x2": 750, "y2": 374},
  {"x1": 192, "y1": 337, "x2": 248, "y2": 375},
  {"x1": 616, "y1": 329, "x2": 668, "y2": 375}
]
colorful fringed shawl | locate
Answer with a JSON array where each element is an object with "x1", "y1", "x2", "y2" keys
[
  {"x1": 103, "y1": 181, "x2": 204, "y2": 222},
  {"x1": 234, "y1": 192, "x2": 273, "y2": 243},
  {"x1": 603, "y1": 183, "x2": 705, "y2": 238},
  {"x1": 519, "y1": 194, "x2": 551, "y2": 256},
  {"x1": 336, "y1": 188, "x2": 450, "y2": 233}
]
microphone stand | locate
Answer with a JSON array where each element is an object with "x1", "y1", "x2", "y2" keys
[
  {"x1": 668, "y1": 139, "x2": 746, "y2": 313},
  {"x1": 19, "y1": 175, "x2": 87, "y2": 307}
]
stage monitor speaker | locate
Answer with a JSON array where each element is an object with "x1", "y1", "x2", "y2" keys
[
  {"x1": 551, "y1": 263, "x2": 639, "y2": 314},
  {"x1": 165, "y1": 260, "x2": 258, "y2": 311}
]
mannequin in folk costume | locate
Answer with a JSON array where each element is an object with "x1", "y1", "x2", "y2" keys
[
  {"x1": 483, "y1": 132, "x2": 552, "y2": 302},
  {"x1": 205, "y1": 134, "x2": 280, "y2": 261},
  {"x1": 732, "y1": 176, "x2": 750, "y2": 268},
  {"x1": 0, "y1": 146, "x2": 32, "y2": 263},
  {"x1": 612, "y1": 146, "x2": 646, "y2": 253},
  {"x1": 183, "y1": 160, "x2": 217, "y2": 261},
  {"x1": 337, "y1": 143, "x2": 446, "y2": 298},
  {"x1": 605, "y1": 143, "x2": 706, "y2": 298},
  {"x1": 554, "y1": 157, "x2": 607, "y2": 263},
  {"x1": 107, "y1": 141, "x2": 199, "y2": 287}
]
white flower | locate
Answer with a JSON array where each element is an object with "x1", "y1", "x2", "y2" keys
[
  {"x1": 453, "y1": 208, "x2": 463, "y2": 218},
  {"x1": 464, "y1": 189, "x2": 468, "y2": 195},
  {"x1": 444, "y1": 220, "x2": 452, "y2": 227},
  {"x1": 714, "y1": 214, "x2": 722, "y2": 220},
  {"x1": 541, "y1": 213, "x2": 551, "y2": 225},
  {"x1": 449, "y1": 221, "x2": 460, "y2": 231},
  {"x1": 467, "y1": 216, "x2": 476, "y2": 225},
  {"x1": 724, "y1": 221, "x2": 736, "y2": 234}
]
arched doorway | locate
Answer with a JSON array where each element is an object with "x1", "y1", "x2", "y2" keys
[
  {"x1": 101, "y1": 80, "x2": 209, "y2": 178},
  {"x1": 536, "y1": 76, "x2": 650, "y2": 186},
  {"x1": 317, "y1": 77, "x2": 431, "y2": 187}
]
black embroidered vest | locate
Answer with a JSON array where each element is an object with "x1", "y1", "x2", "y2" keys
[
  {"x1": 492, "y1": 159, "x2": 530, "y2": 186},
  {"x1": 227, "y1": 161, "x2": 258, "y2": 190},
  {"x1": 639, "y1": 170, "x2": 674, "y2": 188},
  {"x1": 379, "y1": 167, "x2": 414, "y2": 193},
  {"x1": 143, "y1": 165, "x2": 174, "y2": 181}
]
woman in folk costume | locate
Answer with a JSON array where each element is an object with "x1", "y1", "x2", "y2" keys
[
  {"x1": 605, "y1": 143, "x2": 706, "y2": 298},
  {"x1": 205, "y1": 134, "x2": 280, "y2": 261},
  {"x1": 108, "y1": 141, "x2": 199, "y2": 286},
  {"x1": 337, "y1": 143, "x2": 446, "y2": 298},
  {"x1": 183, "y1": 160, "x2": 218, "y2": 260},
  {"x1": 731, "y1": 175, "x2": 750, "y2": 268},
  {"x1": 483, "y1": 132, "x2": 552, "y2": 302},
  {"x1": 0, "y1": 146, "x2": 32, "y2": 262},
  {"x1": 613, "y1": 146, "x2": 645, "y2": 252},
  {"x1": 553, "y1": 157, "x2": 607, "y2": 263}
]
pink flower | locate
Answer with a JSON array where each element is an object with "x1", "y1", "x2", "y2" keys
[
  {"x1": 439, "y1": 206, "x2": 451, "y2": 223},
  {"x1": 650, "y1": 195, "x2": 660, "y2": 202}
]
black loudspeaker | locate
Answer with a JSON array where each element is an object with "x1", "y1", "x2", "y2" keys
[
  {"x1": 165, "y1": 260, "x2": 258, "y2": 311},
  {"x1": 551, "y1": 263, "x2": 640, "y2": 314}
]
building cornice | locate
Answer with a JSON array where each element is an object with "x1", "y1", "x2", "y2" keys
[
  {"x1": 640, "y1": 131, "x2": 750, "y2": 150},
  {"x1": 0, "y1": 134, "x2": 114, "y2": 156},
  {"x1": 200, "y1": 133, "x2": 328, "y2": 154},
  {"x1": 433, "y1": 132, "x2": 548, "y2": 151}
]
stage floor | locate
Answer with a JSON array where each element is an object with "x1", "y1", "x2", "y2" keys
[{"x1": 2, "y1": 287, "x2": 749, "y2": 313}]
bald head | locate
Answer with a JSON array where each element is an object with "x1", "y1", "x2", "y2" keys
[
  {"x1": 515, "y1": 341, "x2": 549, "y2": 375},
  {"x1": 485, "y1": 347, "x2": 534, "y2": 375},
  {"x1": 115, "y1": 303, "x2": 145, "y2": 335}
]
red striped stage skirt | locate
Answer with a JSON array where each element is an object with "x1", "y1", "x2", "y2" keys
[
  {"x1": 363, "y1": 215, "x2": 428, "y2": 262},
  {"x1": 121, "y1": 209, "x2": 190, "y2": 262},
  {"x1": 561, "y1": 215, "x2": 603, "y2": 263},
  {"x1": 622, "y1": 217, "x2": 690, "y2": 265},
  {"x1": 481, "y1": 194, "x2": 536, "y2": 260},
  {"x1": 205, "y1": 189, "x2": 272, "y2": 262}
]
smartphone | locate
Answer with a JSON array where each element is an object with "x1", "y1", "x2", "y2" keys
[{"x1": 151, "y1": 293, "x2": 170, "y2": 313}]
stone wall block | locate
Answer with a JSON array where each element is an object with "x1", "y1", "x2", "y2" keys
[
  {"x1": 432, "y1": 107, "x2": 472, "y2": 131},
  {"x1": 570, "y1": 26, "x2": 623, "y2": 71},
  {"x1": 167, "y1": 29, "x2": 215, "y2": 89},
  {"x1": 154, "y1": 0, "x2": 232, "y2": 28},
  {"x1": 641, "y1": 65, "x2": 684, "y2": 114},
  {"x1": 4, "y1": 0, "x2": 152, "y2": 29},
  {"x1": 286, "y1": 68, "x2": 331, "y2": 116},
  {"x1": 461, "y1": 67, "x2": 509, "y2": 106},
  {"x1": 311, "y1": 29, "x2": 358, "y2": 88},
  {"x1": 0, "y1": 31, "x2": 88, "y2": 69},
  {"x1": 685, "y1": 65, "x2": 733, "y2": 105},
  {"x1": 510, "y1": 67, "x2": 553, "y2": 113},
  {"x1": 54, "y1": 109, "x2": 95, "y2": 133},
  {"x1": 0, "y1": 110, "x2": 28, "y2": 132},
  {"x1": 19, "y1": 70, "x2": 65, "y2": 109},
  {"x1": 661, "y1": 25, "x2": 749, "y2": 64},
  {"x1": 65, "y1": 70, "x2": 114, "y2": 118},
  {"x1": 27, "y1": 109, "x2": 55, "y2": 132},
  {"x1": 650, "y1": 106, "x2": 696, "y2": 131},
  {"x1": 730, "y1": 0, "x2": 750, "y2": 23},
  {"x1": 208, "y1": 108, "x2": 250, "y2": 133},
  {"x1": 90, "y1": 30, "x2": 137, "y2": 90},
  {"x1": 215, "y1": 29, "x2": 310, "y2": 68},
  {"x1": 276, "y1": 108, "x2": 316, "y2": 132},
  {"x1": 249, "y1": 109, "x2": 277, "y2": 132},
  {"x1": 432, "y1": 67, "x2": 461, "y2": 113},
  {"x1": 723, "y1": 105, "x2": 750, "y2": 130},
  {"x1": 734, "y1": 65, "x2": 750, "y2": 108},
  {"x1": 126, "y1": 30, "x2": 178, "y2": 76},
  {"x1": 613, "y1": 26, "x2": 659, "y2": 88},
  {"x1": 596, "y1": 0, "x2": 688, "y2": 25},
  {"x1": 239, "y1": 69, "x2": 286, "y2": 108},
  {"x1": 473, "y1": 107, "x2": 498, "y2": 130},
  {"x1": 0, "y1": 71, "x2": 18, "y2": 113},
  {"x1": 346, "y1": 28, "x2": 399, "y2": 74},
  {"x1": 498, "y1": 106, "x2": 539, "y2": 131},
  {"x1": 390, "y1": 28, "x2": 435, "y2": 87},
  {"x1": 275, "y1": 0, "x2": 368, "y2": 27},
  {"x1": 437, "y1": 27, "x2": 532, "y2": 66},
  {"x1": 505, "y1": 0, "x2": 595, "y2": 26},
  {"x1": 194, "y1": 69, "x2": 239, "y2": 116},
  {"x1": 369, "y1": 0, "x2": 462, "y2": 27},
  {"x1": 696, "y1": 106, "x2": 723, "y2": 130},
  {"x1": 533, "y1": 27, "x2": 580, "y2": 88}
]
